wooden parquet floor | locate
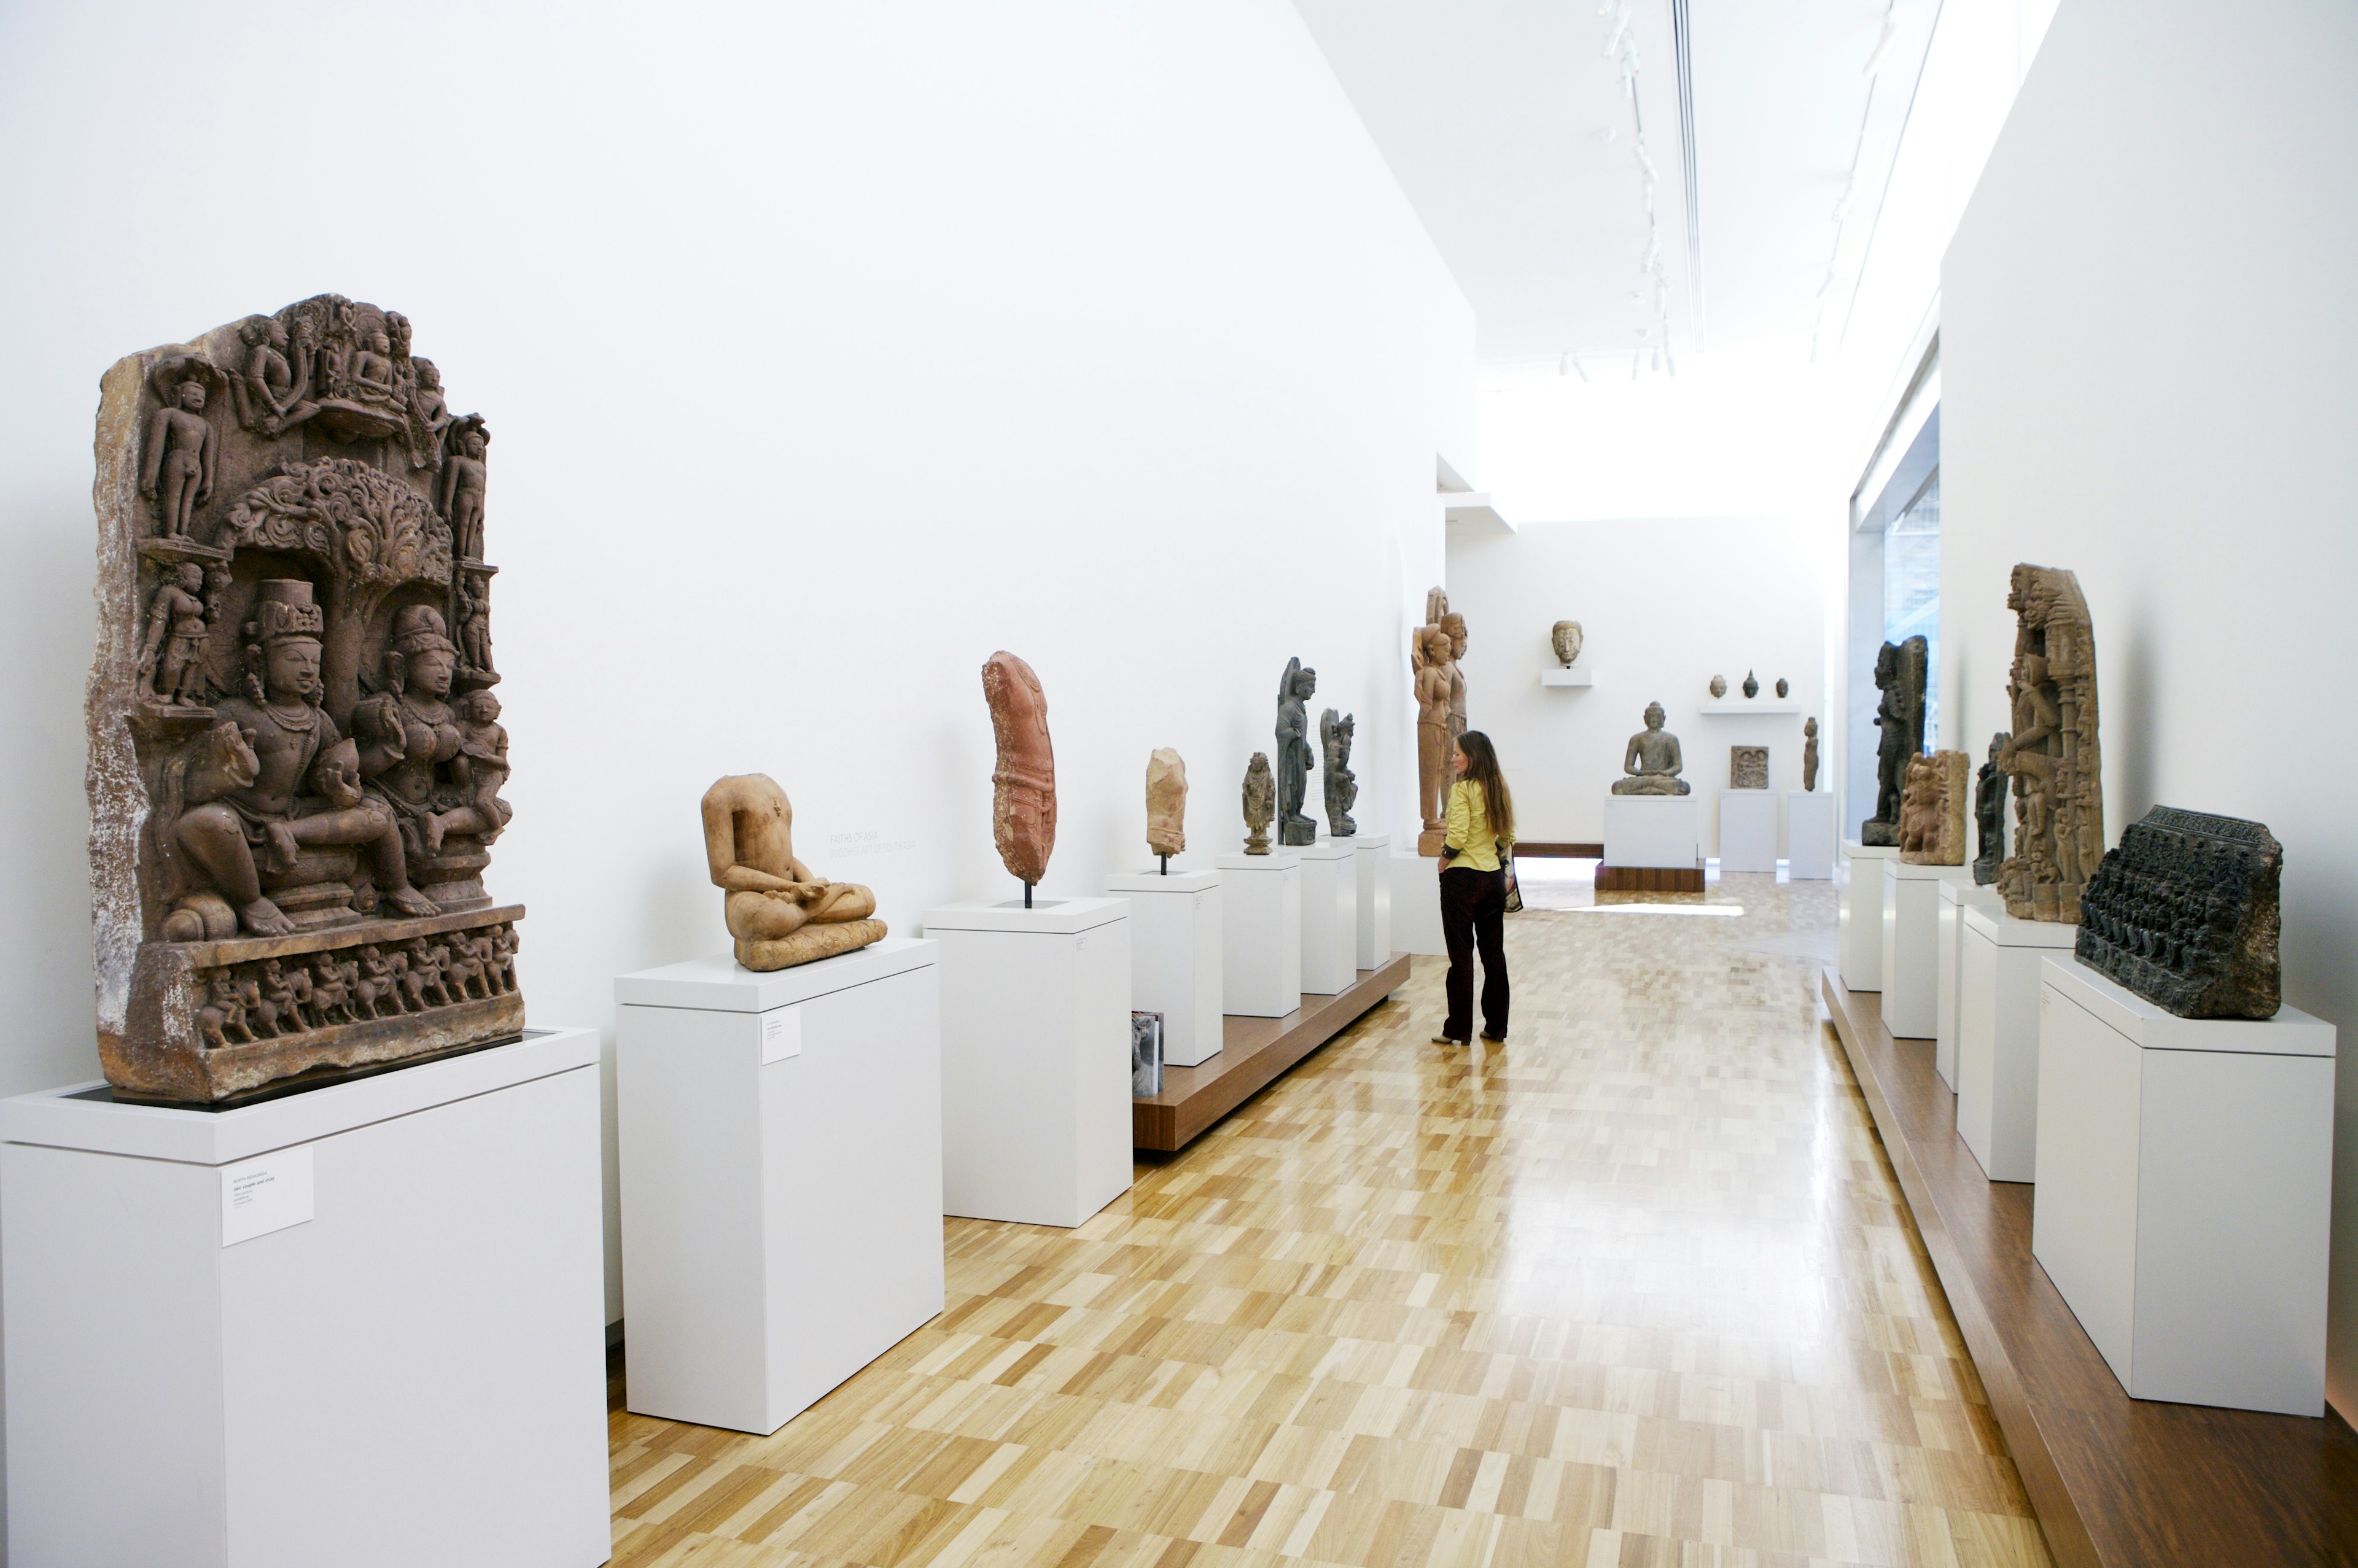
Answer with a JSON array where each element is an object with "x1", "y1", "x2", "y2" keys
[{"x1": 607, "y1": 870, "x2": 2053, "y2": 1568}]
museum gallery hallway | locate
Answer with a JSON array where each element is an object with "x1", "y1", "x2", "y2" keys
[{"x1": 607, "y1": 876, "x2": 2051, "y2": 1568}]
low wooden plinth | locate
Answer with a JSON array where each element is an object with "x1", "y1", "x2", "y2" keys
[
  {"x1": 1134, "y1": 954, "x2": 1409, "y2": 1153},
  {"x1": 1512, "y1": 842, "x2": 1603, "y2": 859},
  {"x1": 1820, "y1": 968, "x2": 2358, "y2": 1567},
  {"x1": 1595, "y1": 861, "x2": 1703, "y2": 893}
]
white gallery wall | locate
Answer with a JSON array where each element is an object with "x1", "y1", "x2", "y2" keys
[
  {"x1": 0, "y1": 0, "x2": 1474, "y2": 1349},
  {"x1": 1941, "y1": 0, "x2": 2358, "y2": 1420},
  {"x1": 1447, "y1": 518, "x2": 1828, "y2": 853}
]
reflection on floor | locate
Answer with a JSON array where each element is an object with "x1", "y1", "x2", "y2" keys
[{"x1": 607, "y1": 871, "x2": 2052, "y2": 1567}]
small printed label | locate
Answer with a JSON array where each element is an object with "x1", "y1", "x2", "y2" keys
[
  {"x1": 761, "y1": 1006, "x2": 802, "y2": 1064},
  {"x1": 221, "y1": 1146, "x2": 316, "y2": 1247}
]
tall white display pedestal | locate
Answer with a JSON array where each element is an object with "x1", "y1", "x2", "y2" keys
[
  {"x1": 1956, "y1": 904, "x2": 2078, "y2": 1182},
  {"x1": 1353, "y1": 833, "x2": 1392, "y2": 968},
  {"x1": 1103, "y1": 869, "x2": 1223, "y2": 1067},
  {"x1": 1786, "y1": 792, "x2": 1835, "y2": 880},
  {"x1": 2033, "y1": 958, "x2": 2335, "y2": 1415},
  {"x1": 1390, "y1": 850, "x2": 1442, "y2": 956},
  {"x1": 1298, "y1": 839, "x2": 1360, "y2": 994},
  {"x1": 1718, "y1": 791, "x2": 1778, "y2": 873},
  {"x1": 925, "y1": 898, "x2": 1132, "y2": 1227},
  {"x1": 1603, "y1": 794, "x2": 1700, "y2": 867},
  {"x1": 1218, "y1": 853, "x2": 1301, "y2": 1013},
  {"x1": 615, "y1": 939, "x2": 944, "y2": 1435},
  {"x1": 1837, "y1": 841, "x2": 1896, "y2": 991},
  {"x1": 1936, "y1": 880, "x2": 2005, "y2": 1089},
  {"x1": 1880, "y1": 860, "x2": 1975, "y2": 1038},
  {"x1": 1, "y1": 1031, "x2": 610, "y2": 1568}
]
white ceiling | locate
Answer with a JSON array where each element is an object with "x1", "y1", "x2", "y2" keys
[{"x1": 1292, "y1": 0, "x2": 1936, "y2": 372}]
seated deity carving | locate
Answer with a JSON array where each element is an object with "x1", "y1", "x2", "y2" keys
[
  {"x1": 1611, "y1": 701, "x2": 1691, "y2": 795},
  {"x1": 702, "y1": 773, "x2": 887, "y2": 971}
]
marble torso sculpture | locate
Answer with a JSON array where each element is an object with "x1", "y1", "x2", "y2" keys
[
  {"x1": 1996, "y1": 565, "x2": 2102, "y2": 922},
  {"x1": 1145, "y1": 748, "x2": 1187, "y2": 866},
  {"x1": 1730, "y1": 746, "x2": 1768, "y2": 791},
  {"x1": 1412, "y1": 625, "x2": 1453, "y2": 854},
  {"x1": 1613, "y1": 702, "x2": 1689, "y2": 794},
  {"x1": 1898, "y1": 750, "x2": 1970, "y2": 866},
  {"x1": 1802, "y1": 718, "x2": 1819, "y2": 793},
  {"x1": 982, "y1": 650, "x2": 1056, "y2": 893},
  {"x1": 1861, "y1": 636, "x2": 1928, "y2": 845},
  {"x1": 1242, "y1": 753, "x2": 1274, "y2": 854},
  {"x1": 1275, "y1": 658, "x2": 1318, "y2": 847},
  {"x1": 2076, "y1": 807, "x2": 2280, "y2": 1018},
  {"x1": 702, "y1": 774, "x2": 884, "y2": 970},
  {"x1": 1973, "y1": 732, "x2": 2009, "y2": 885},
  {"x1": 1552, "y1": 621, "x2": 1582, "y2": 667},
  {"x1": 1320, "y1": 708, "x2": 1357, "y2": 836},
  {"x1": 88, "y1": 296, "x2": 522, "y2": 1103}
]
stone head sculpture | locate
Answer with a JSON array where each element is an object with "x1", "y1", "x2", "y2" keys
[
  {"x1": 982, "y1": 650, "x2": 1056, "y2": 888},
  {"x1": 1551, "y1": 621, "x2": 1582, "y2": 667}
]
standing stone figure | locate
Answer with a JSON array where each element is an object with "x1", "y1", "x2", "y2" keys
[
  {"x1": 982, "y1": 650, "x2": 1056, "y2": 893},
  {"x1": 1802, "y1": 717, "x2": 1819, "y2": 793},
  {"x1": 1551, "y1": 621, "x2": 1582, "y2": 667},
  {"x1": 1242, "y1": 753, "x2": 1275, "y2": 855},
  {"x1": 1973, "y1": 732, "x2": 2009, "y2": 885},
  {"x1": 1275, "y1": 658, "x2": 1318, "y2": 848},
  {"x1": 137, "y1": 564, "x2": 214, "y2": 705},
  {"x1": 1898, "y1": 750, "x2": 1970, "y2": 866},
  {"x1": 440, "y1": 418, "x2": 489, "y2": 561},
  {"x1": 701, "y1": 773, "x2": 884, "y2": 971},
  {"x1": 1321, "y1": 709, "x2": 1357, "y2": 836},
  {"x1": 1996, "y1": 564, "x2": 2103, "y2": 922},
  {"x1": 1443, "y1": 611, "x2": 1469, "y2": 751},
  {"x1": 1413, "y1": 625, "x2": 1453, "y2": 854},
  {"x1": 1612, "y1": 702, "x2": 1689, "y2": 794},
  {"x1": 1145, "y1": 747, "x2": 1187, "y2": 867},
  {"x1": 140, "y1": 365, "x2": 217, "y2": 537},
  {"x1": 1861, "y1": 635, "x2": 1928, "y2": 845}
]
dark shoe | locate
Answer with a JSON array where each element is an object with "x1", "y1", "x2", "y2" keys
[{"x1": 1479, "y1": 1033, "x2": 1506, "y2": 1044}]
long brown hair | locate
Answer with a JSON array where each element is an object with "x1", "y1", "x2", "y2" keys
[{"x1": 1454, "y1": 731, "x2": 1514, "y2": 838}]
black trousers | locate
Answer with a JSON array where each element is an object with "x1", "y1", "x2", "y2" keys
[{"x1": 1439, "y1": 864, "x2": 1509, "y2": 1041}]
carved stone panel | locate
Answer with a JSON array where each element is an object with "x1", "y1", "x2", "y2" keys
[
  {"x1": 1729, "y1": 747, "x2": 1768, "y2": 791},
  {"x1": 1320, "y1": 710, "x2": 1358, "y2": 837},
  {"x1": 1898, "y1": 750, "x2": 1970, "y2": 866},
  {"x1": 1995, "y1": 565, "x2": 2102, "y2": 921},
  {"x1": 88, "y1": 297, "x2": 519, "y2": 1104},
  {"x1": 2076, "y1": 807, "x2": 2280, "y2": 1019}
]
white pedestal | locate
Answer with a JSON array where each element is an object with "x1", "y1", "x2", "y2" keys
[
  {"x1": 1298, "y1": 839, "x2": 1360, "y2": 994},
  {"x1": 1787, "y1": 792, "x2": 1835, "y2": 880},
  {"x1": 1936, "y1": 880, "x2": 2006, "y2": 1089},
  {"x1": 924, "y1": 898, "x2": 1132, "y2": 1227},
  {"x1": 1218, "y1": 853, "x2": 1302, "y2": 1014},
  {"x1": 2033, "y1": 958, "x2": 2335, "y2": 1415},
  {"x1": 1353, "y1": 833, "x2": 1392, "y2": 969},
  {"x1": 1838, "y1": 841, "x2": 1897, "y2": 991},
  {"x1": 614, "y1": 939, "x2": 945, "y2": 1435},
  {"x1": 1718, "y1": 790, "x2": 1778, "y2": 874},
  {"x1": 1, "y1": 1031, "x2": 609, "y2": 1568},
  {"x1": 1103, "y1": 869, "x2": 1223, "y2": 1067},
  {"x1": 1956, "y1": 905, "x2": 2078, "y2": 1181},
  {"x1": 1603, "y1": 794, "x2": 1700, "y2": 868},
  {"x1": 1880, "y1": 860, "x2": 1974, "y2": 1038},
  {"x1": 1389, "y1": 850, "x2": 1444, "y2": 957}
]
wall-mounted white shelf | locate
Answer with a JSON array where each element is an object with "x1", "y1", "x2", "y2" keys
[
  {"x1": 1442, "y1": 492, "x2": 1515, "y2": 537},
  {"x1": 1699, "y1": 699, "x2": 1802, "y2": 715},
  {"x1": 1538, "y1": 667, "x2": 1593, "y2": 688}
]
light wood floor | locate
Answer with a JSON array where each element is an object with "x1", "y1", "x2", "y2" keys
[{"x1": 608, "y1": 871, "x2": 2053, "y2": 1568}]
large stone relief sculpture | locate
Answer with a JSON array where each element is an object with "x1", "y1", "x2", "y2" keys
[
  {"x1": 982, "y1": 650, "x2": 1056, "y2": 900},
  {"x1": 1275, "y1": 658, "x2": 1318, "y2": 848},
  {"x1": 1611, "y1": 702, "x2": 1689, "y2": 794},
  {"x1": 1145, "y1": 748, "x2": 1187, "y2": 869},
  {"x1": 1242, "y1": 753, "x2": 1274, "y2": 855},
  {"x1": 1996, "y1": 565, "x2": 2103, "y2": 922},
  {"x1": 1321, "y1": 709, "x2": 1357, "y2": 837},
  {"x1": 2076, "y1": 807, "x2": 2280, "y2": 1019},
  {"x1": 1897, "y1": 751, "x2": 1969, "y2": 866},
  {"x1": 701, "y1": 774, "x2": 884, "y2": 971},
  {"x1": 1860, "y1": 635, "x2": 1928, "y2": 845},
  {"x1": 1973, "y1": 732, "x2": 2009, "y2": 885},
  {"x1": 87, "y1": 297, "x2": 521, "y2": 1104}
]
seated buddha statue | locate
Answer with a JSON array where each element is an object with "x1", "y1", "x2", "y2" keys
[
  {"x1": 1611, "y1": 701, "x2": 1691, "y2": 795},
  {"x1": 701, "y1": 774, "x2": 887, "y2": 971}
]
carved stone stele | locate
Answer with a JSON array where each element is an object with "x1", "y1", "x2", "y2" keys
[
  {"x1": 1729, "y1": 746, "x2": 1768, "y2": 791},
  {"x1": 1973, "y1": 732, "x2": 2009, "y2": 885},
  {"x1": 1996, "y1": 565, "x2": 2103, "y2": 922},
  {"x1": 2076, "y1": 807, "x2": 2281, "y2": 1019},
  {"x1": 1898, "y1": 750, "x2": 1971, "y2": 866},
  {"x1": 701, "y1": 774, "x2": 884, "y2": 971},
  {"x1": 1320, "y1": 708, "x2": 1358, "y2": 837},
  {"x1": 88, "y1": 297, "x2": 522, "y2": 1104},
  {"x1": 1551, "y1": 621, "x2": 1582, "y2": 667},
  {"x1": 1275, "y1": 658, "x2": 1318, "y2": 848},
  {"x1": 1861, "y1": 635, "x2": 1928, "y2": 846},
  {"x1": 1242, "y1": 753, "x2": 1275, "y2": 855},
  {"x1": 981, "y1": 651, "x2": 1056, "y2": 887},
  {"x1": 1145, "y1": 748, "x2": 1187, "y2": 860}
]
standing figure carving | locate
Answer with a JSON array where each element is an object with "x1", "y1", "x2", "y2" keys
[
  {"x1": 1612, "y1": 702, "x2": 1689, "y2": 794},
  {"x1": 1242, "y1": 753, "x2": 1275, "y2": 855},
  {"x1": 1802, "y1": 717, "x2": 1819, "y2": 793},
  {"x1": 1443, "y1": 612, "x2": 1469, "y2": 751},
  {"x1": 138, "y1": 564, "x2": 213, "y2": 705},
  {"x1": 1996, "y1": 564, "x2": 2102, "y2": 922},
  {"x1": 982, "y1": 650, "x2": 1056, "y2": 893},
  {"x1": 1898, "y1": 750, "x2": 1969, "y2": 866},
  {"x1": 1320, "y1": 709, "x2": 1357, "y2": 837},
  {"x1": 141, "y1": 363, "x2": 217, "y2": 537},
  {"x1": 1145, "y1": 748, "x2": 1187, "y2": 866},
  {"x1": 701, "y1": 773, "x2": 884, "y2": 971},
  {"x1": 1275, "y1": 658, "x2": 1318, "y2": 847},
  {"x1": 1973, "y1": 732, "x2": 2009, "y2": 885},
  {"x1": 1412, "y1": 625, "x2": 1454, "y2": 854},
  {"x1": 440, "y1": 417, "x2": 489, "y2": 562},
  {"x1": 1861, "y1": 635, "x2": 1927, "y2": 845}
]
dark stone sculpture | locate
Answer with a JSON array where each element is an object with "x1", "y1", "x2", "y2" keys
[
  {"x1": 1973, "y1": 732, "x2": 2009, "y2": 885},
  {"x1": 1861, "y1": 635, "x2": 1928, "y2": 845},
  {"x1": 1275, "y1": 658, "x2": 1318, "y2": 848},
  {"x1": 1775, "y1": 677, "x2": 1789, "y2": 699},
  {"x1": 88, "y1": 297, "x2": 521, "y2": 1104},
  {"x1": 1242, "y1": 753, "x2": 1274, "y2": 855},
  {"x1": 1320, "y1": 709, "x2": 1357, "y2": 836},
  {"x1": 1612, "y1": 702, "x2": 1689, "y2": 794},
  {"x1": 2076, "y1": 807, "x2": 2280, "y2": 1019},
  {"x1": 982, "y1": 650, "x2": 1055, "y2": 896},
  {"x1": 1996, "y1": 565, "x2": 2103, "y2": 922},
  {"x1": 1742, "y1": 670, "x2": 1759, "y2": 699},
  {"x1": 1802, "y1": 718, "x2": 1819, "y2": 793}
]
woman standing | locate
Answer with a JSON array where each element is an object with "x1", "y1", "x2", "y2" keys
[{"x1": 1434, "y1": 730, "x2": 1514, "y2": 1046}]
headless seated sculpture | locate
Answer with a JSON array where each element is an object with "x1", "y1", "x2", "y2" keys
[
  {"x1": 702, "y1": 773, "x2": 887, "y2": 971},
  {"x1": 1611, "y1": 701, "x2": 1691, "y2": 795}
]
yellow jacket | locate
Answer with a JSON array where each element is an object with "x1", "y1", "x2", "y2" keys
[{"x1": 1444, "y1": 780, "x2": 1511, "y2": 872}]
